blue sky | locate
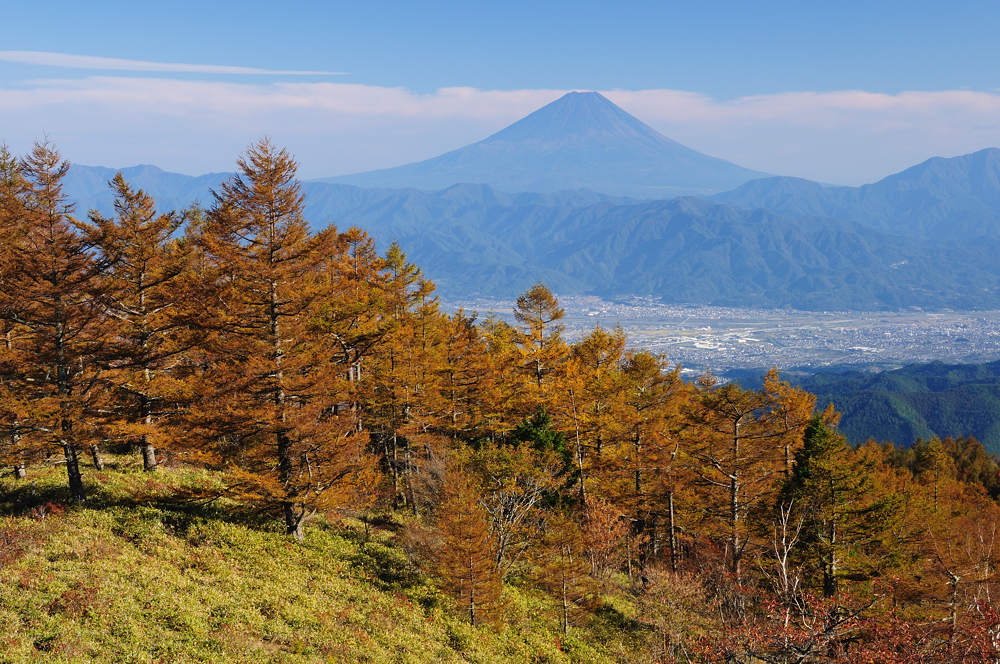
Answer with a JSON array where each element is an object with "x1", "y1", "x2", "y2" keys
[{"x1": 2, "y1": 1, "x2": 1000, "y2": 184}]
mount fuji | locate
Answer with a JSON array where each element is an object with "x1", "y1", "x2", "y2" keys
[{"x1": 322, "y1": 91, "x2": 770, "y2": 198}]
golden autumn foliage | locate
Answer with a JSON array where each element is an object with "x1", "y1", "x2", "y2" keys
[
  {"x1": 184, "y1": 139, "x2": 377, "y2": 539},
  {"x1": 432, "y1": 469, "x2": 503, "y2": 627},
  {"x1": 0, "y1": 142, "x2": 112, "y2": 502},
  {"x1": 4, "y1": 139, "x2": 1000, "y2": 662}
]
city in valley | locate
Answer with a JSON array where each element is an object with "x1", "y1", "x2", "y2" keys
[{"x1": 445, "y1": 295, "x2": 1000, "y2": 375}]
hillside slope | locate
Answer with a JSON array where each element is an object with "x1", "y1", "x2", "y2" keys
[
  {"x1": 315, "y1": 189, "x2": 1000, "y2": 309},
  {"x1": 60, "y1": 170, "x2": 1000, "y2": 309},
  {"x1": 731, "y1": 360, "x2": 1000, "y2": 453},
  {"x1": 0, "y1": 462, "x2": 643, "y2": 663}
]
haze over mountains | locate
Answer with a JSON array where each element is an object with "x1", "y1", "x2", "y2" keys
[{"x1": 59, "y1": 92, "x2": 1000, "y2": 311}]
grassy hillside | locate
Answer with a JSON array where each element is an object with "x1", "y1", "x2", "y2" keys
[{"x1": 0, "y1": 456, "x2": 646, "y2": 663}]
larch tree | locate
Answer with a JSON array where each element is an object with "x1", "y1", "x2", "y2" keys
[
  {"x1": 479, "y1": 313, "x2": 527, "y2": 438},
  {"x1": 929, "y1": 486, "x2": 1000, "y2": 647},
  {"x1": 0, "y1": 142, "x2": 113, "y2": 502},
  {"x1": 434, "y1": 471, "x2": 503, "y2": 626},
  {"x1": 0, "y1": 145, "x2": 31, "y2": 478},
  {"x1": 362, "y1": 242, "x2": 439, "y2": 512},
  {"x1": 427, "y1": 309, "x2": 496, "y2": 442},
  {"x1": 84, "y1": 173, "x2": 192, "y2": 471},
  {"x1": 536, "y1": 511, "x2": 595, "y2": 634},
  {"x1": 581, "y1": 497, "x2": 630, "y2": 580},
  {"x1": 186, "y1": 138, "x2": 375, "y2": 540},
  {"x1": 763, "y1": 368, "x2": 824, "y2": 476},
  {"x1": 618, "y1": 351, "x2": 689, "y2": 572},
  {"x1": 512, "y1": 283, "x2": 568, "y2": 410},
  {"x1": 683, "y1": 370, "x2": 815, "y2": 579},
  {"x1": 570, "y1": 324, "x2": 627, "y2": 462}
]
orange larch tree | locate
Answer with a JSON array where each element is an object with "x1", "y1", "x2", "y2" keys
[
  {"x1": 185, "y1": 139, "x2": 375, "y2": 539},
  {"x1": 84, "y1": 173, "x2": 193, "y2": 471},
  {"x1": 683, "y1": 370, "x2": 815, "y2": 579},
  {"x1": 0, "y1": 142, "x2": 114, "y2": 502},
  {"x1": 434, "y1": 470, "x2": 503, "y2": 626},
  {"x1": 536, "y1": 511, "x2": 595, "y2": 634}
]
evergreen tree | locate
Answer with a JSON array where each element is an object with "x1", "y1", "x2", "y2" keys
[{"x1": 780, "y1": 416, "x2": 901, "y2": 596}]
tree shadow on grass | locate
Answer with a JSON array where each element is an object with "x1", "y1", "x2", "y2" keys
[
  {"x1": 322, "y1": 514, "x2": 439, "y2": 605},
  {"x1": 0, "y1": 465, "x2": 278, "y2": 534}
]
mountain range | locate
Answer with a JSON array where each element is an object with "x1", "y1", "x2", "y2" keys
[
  {"x1": 712, "y1": 148, "x2": 1000, "y2": 242},
  {"x1": 53, "y1": 92, "x2": 1000, "y2": 311}
]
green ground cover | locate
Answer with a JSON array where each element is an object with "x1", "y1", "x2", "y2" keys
[{"x1": 0, "y1": 454, "x2": 646, "y2": 663}]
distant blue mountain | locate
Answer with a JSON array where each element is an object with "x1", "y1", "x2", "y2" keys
[
  {"x1": 318, "y1": 91, "x2": 771, "y2": 199},
  {"x1": 713, "y1": 148, "x2": 1000, "y2": 240},
  {"x1": 63, "y1": 164, "x2": 230, "y2": 216},
  {"x1": 312, "y1": 187, "x2": 1000, "y2": 309}
]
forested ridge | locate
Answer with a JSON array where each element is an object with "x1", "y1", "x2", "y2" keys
[
  {"x1": 729, "y1": 360, "x2": 1000, "y2": 455},
  {"x1": 3, "y1": 141, "x2": 1000, "y2": 663}
]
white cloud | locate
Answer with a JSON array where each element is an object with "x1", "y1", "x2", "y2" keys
[
  {"x1": 0, "y1": 51, "x2": 343, "y2": 75},
  {"x1": 602, "y1": 89, "x2": 1000, "y2": 183},
  {"x1": 1, "y1": 74, "x2": 999, "y2": 184}
]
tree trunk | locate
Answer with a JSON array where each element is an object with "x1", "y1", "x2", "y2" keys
[
  {"x1": 391, "y1": 433, "x2": 400, "y2": 508},
  {"x1": 284, "y1": 502, "x2": 304, "y2": 542},
  {"x1": 141, "y1": 394, "x2": 157, "y2": 472},
  {"x1": 949, "y1": 573, "x2": 959, "y2": 648},
  {"x1": 730, "y1": 475, "x2": 741, "y2": 579},
  {"x1": 469, "y1": 554, "x2": 477, "y2": 626},
  {"x1": 635, "y1": 516, "x2": 648, "y2": 578},
  {"x1": 668, "y1": 491, "x2": 677, "y2": 573},
  {"x1": 823, "y1": 521, "x2": 837, "y2": 598},
  {"x1": 405, "y1": 439, "x2": 418, "y2": 516},
  {"x1": 634, "y1": 431, "x2": 642, "y2": 495},
  {"x1": 561, "y1": 573, "x2": 569, "y2": 634},
  {"x1": 142, "y1": 440, "x2": 157, "y2": 472},
  {"x1": 569, "y1": 387, "x2": 587, "y2": 512},
  {"x1": 89, "y1": 443, "x2": 104, "y2": 471},
  {"x1": 626, "y1": 534, "x2": 633, "y2": 584},
  {"x1": 63, "y1": 442, "x2": 86, "y2": 503},
  {"x1": 276, "y1": 430, "x2": 302, "y2": 541}
]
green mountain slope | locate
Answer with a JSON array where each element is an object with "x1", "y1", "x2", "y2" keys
[{"x1": 732, "y1": 360, "x2": 1000, "y2": 453}]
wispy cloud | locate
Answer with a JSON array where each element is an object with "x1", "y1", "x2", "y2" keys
[
  {"x1": 1, "y1": 75, "x2": 999, "y2": 184},
  {"x1": 0, "y1": 51, "x2": 344, "y2": 75}
]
